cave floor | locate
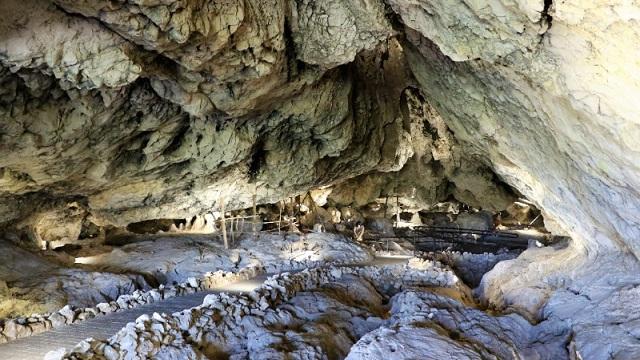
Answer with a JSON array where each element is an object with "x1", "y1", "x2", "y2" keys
[
  {"x1": 0, "y1": 257, "x2": 411, "y2": 359},
  {"x1": 0, "y1": 291, "x2": 221, "y2": 360},
  {"x1": 0, "y1": 232, "x2": 372, "y2": 319}
]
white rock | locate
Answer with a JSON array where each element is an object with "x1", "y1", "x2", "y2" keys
[
  {"x1": 43, "y1": 348, "x2": 66, "y2": 360},
  {"x1": 58, "y1": 305, "x2": 75, "y2": 322},
  {"x1": 96, "y1": 302, "x2": 112, "y2": 314},
  {"x1": 187, "y1": 277, "x2": 199, "y2": 288},
  {"x1": 103, "y1": 344, "x2": 118, "y2": 360}
]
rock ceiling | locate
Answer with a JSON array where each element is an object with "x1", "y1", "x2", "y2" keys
[{"x1": 0, "y1": 0, "x2": 639, "y2": 260}]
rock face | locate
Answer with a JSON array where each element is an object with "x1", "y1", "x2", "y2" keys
[
  {"x1": 395, "y1": 0, "x2": 640, "y2": 258},
  {"x1": 0, "y1": 0, "x2": 513, "y2": 241},
  {"x1": 325, "y1": 90, "x2": 516, "y2": 211}
]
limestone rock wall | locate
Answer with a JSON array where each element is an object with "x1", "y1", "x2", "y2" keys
[
  {"x1": 327, "y1": 88, "x2": 516, "y2": 211},
  {"x1": 392, "y1": 0, "x2": 640, "y2": 257},
  {"x1": 1, "y1": 0, "x2": 639, "y2": 262},
  {"x1": 0, "y1": 0, "x2": 398, "y2": 232},
  {"x1": 0, "y1": 0, "x2": 510, "y2": 243}
]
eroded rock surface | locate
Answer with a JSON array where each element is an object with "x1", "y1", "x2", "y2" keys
[
  {"x1": 0, "y1": 241, "x2": 148, "y2": 319},
  {"x1": 0, "y1": 0, "x2": 514, "y2": 243},
  {"x1": 78, "y1": 232, "x2": 372, "y2": 284},
  {"x1": 398, "y1": 0, "x2": 640, "y2": 257},
  {"x1": 58, "y1": 260, "x2": 465, "y2": 359},
  {"x1": 348, "y1": 289, "x2": 568, "y2": 360}
]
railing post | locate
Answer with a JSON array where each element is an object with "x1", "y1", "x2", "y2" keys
[
  {"x1": 278, "y1": 200, "x2": 283, "y2": 235},
  {"x1": 230, "y1": 216, "x2": 235, "y2": 244},
  {"x1": 252, "y1": 185, "x2": 258, "y2": 236},
  {"x1": 395, "y1": 196, "x2": 400, "y2": 227},
  {"x1": 384, "y1": 195, "x2": 389, "y2": 219},
  {"x1": 220, "y1": 197, "x2": 228, "y2": 249}
]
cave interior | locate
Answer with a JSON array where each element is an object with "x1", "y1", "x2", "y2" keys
[{"x1": 0, "y1": 0, "x2": 639, "y2": 359}]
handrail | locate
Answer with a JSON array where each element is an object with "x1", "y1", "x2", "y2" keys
[
  {"x1": 362, "y1": 224, "x2": 530, "y2": 252},
  {"x1": 408, "y1": 225, "x2": 520, "y2": 239}
]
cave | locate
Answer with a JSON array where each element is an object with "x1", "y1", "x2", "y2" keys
[{"x1": 0, "y1": 0, "x2": 638, "y2": 359}]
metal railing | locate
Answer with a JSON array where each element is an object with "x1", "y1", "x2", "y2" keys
[{"x1": 363, "y1": 225, "x2": 530, "y2": 253}]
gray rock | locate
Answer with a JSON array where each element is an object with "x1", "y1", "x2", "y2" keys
[
  {"x1": 43, "y1": 348, "x2": 66, "y2": 360},
  {"x1": 28, "y1": 321, "x2": 46, "y2": 334},
  {"x1": 2, "y1": 319, "x2": 31, "y2": 339},
  {"x1": 454, "y1": 211, "x2": 494, "y2": 231},
  {"x1": 58, "y1": 305, "x2": 75, "y2": 323},
  {"x1": 186, "y1": 277, "x2": 199, "y2": 288},
  {"x1": 48, "y1": 313, "x2": 67, "y2": 328},
  {"x1": 96, "y1": 302, "x2": 113, "y2": 314},
  {"x1": 103, "y1": 345, "x2": 118, "y2": 360}
]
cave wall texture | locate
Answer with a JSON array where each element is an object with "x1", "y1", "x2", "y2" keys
[
  {"x1": 0, "y1": 0, "x2": 639, "y2": 260},
  {"x1": 395, "y1": 0, "x2": 640, "y2": 258}
]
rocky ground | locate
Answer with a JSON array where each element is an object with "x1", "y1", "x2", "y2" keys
[
  {"x1": 424, "y1": 250, "x2": 520, "y2": 287},
  {"x1": 0, "y1": 241, "x2": 148, "y2": 319},
  {"x1": 59, "y1": 249, "x2": 640, "y2": 359},
  {"x1": 0, "y1": 232, "x2": 371, "y2": 320},
  {"x1": 55, "y1": 259, "x2": 459, "y2": 358},
  {"x1": 6, "y1": 231, "x2": 638, "y2": 359},
  {"x1": 371, "y1": 238, "x2": 521, "y2": 287},
  {"x1": 57, "y1": 259, "x2": 569, "y2": 360},
  {"x1": 347, "y1": 287, "x2": 567, "y2": 360},
  {"x1": 77, "y1": 232, "x2": 372, "y2": 285},
  {"x1": 478, "y1": 242, "x2": 640, "y2": 358}
]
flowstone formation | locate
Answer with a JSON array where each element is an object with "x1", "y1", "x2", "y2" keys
[{"x1": 1, "y1": 0, "x2": 640, "y2": 358}]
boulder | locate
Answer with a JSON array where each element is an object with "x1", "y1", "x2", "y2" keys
[
  {"x1": 48, "y1": 313, "x2": 67, "y2": 328},
  {"x1": 365, "y1": 218, "x2": 395, "y2": 236},
  {"x1": 340, "y1": 207, "x2": 366, "y2": 227},
  {"x1": 454, "y1": 211, "x2": 493, "y2": 231},
  {"x1": 57, "y1": 305, "x2": 75, "y2": 323}
]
